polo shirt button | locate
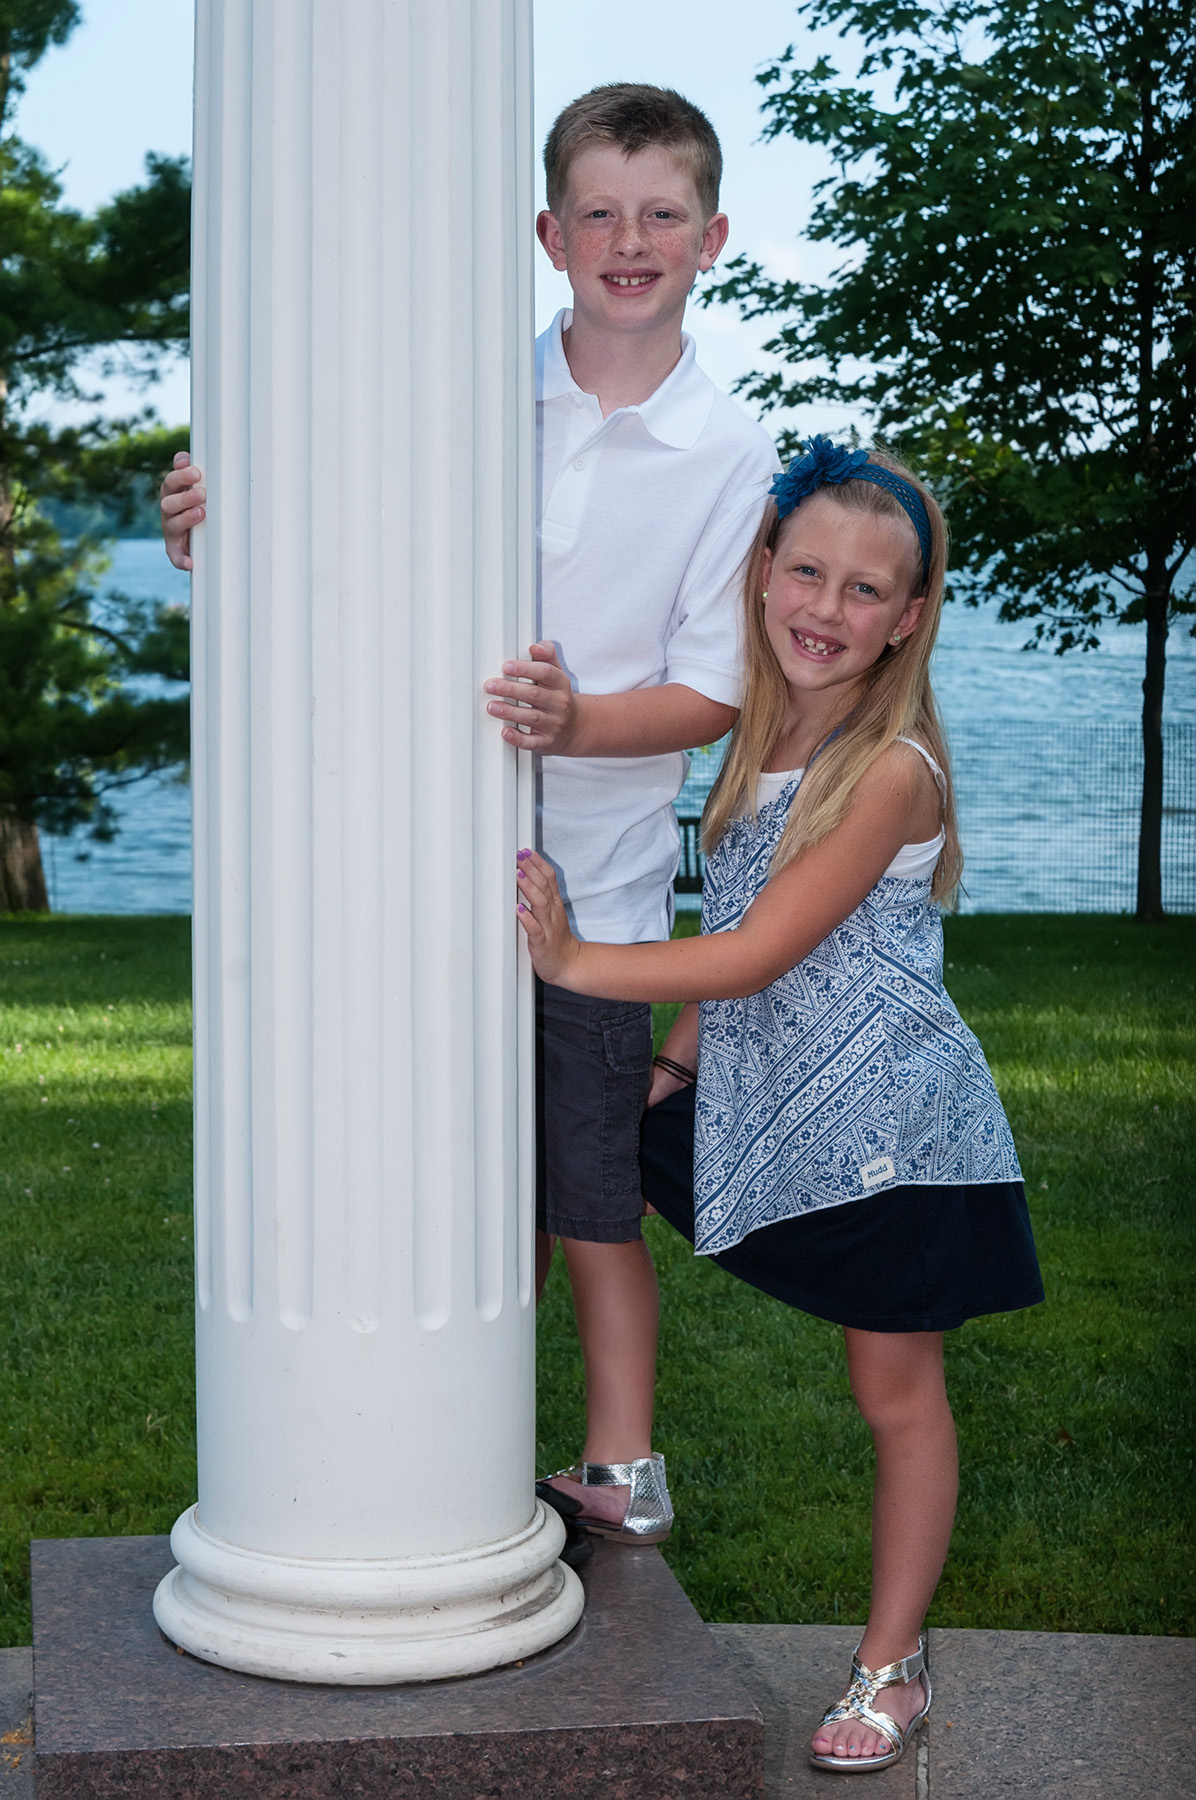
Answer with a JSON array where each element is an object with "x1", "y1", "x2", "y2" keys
[{"x1": 573, "y1": 456, "x2": 586, "y2": 470}]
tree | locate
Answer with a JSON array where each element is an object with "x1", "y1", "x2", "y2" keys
[
  {"x1": 708, "y1": 0, "x2": 1195, "y2": 919},
  {"x1": 0, "y1": 2, "x2": 191, "y2": 909}
]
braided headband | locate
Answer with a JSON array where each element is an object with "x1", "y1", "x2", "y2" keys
[{"x1": 769, "y1": 436, "x2": 932, "y2": 591}]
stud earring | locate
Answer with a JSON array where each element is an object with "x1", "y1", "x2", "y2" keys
[
  {"x1": 890, "y1": 631, "x2": 902, "y2": 645},
  {"x1": 762, "y1": 589, "x2": 769, "y2": 600}
]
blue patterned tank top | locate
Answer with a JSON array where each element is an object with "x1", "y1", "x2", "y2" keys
[{"x1": 693, "y1": 749, "x2": 1022, "y2": 1257}]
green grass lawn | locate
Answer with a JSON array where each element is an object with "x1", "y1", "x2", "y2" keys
[{"x1": 1, "y1": 911, "x2": 1192, "y2": 1648}]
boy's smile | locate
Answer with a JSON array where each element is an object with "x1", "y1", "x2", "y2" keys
[{"x1": 538, "y1": 143, "x2": 728, "y2": 343}]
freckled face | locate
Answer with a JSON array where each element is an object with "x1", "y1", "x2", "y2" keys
[
  {"x1": 536, "y1": 143, "x2": 728, "y2": 338},
  {"x1": 762, "y1": 492, "x2": 926, "y2": 700}
]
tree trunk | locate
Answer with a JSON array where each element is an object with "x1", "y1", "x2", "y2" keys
[
  {"x1": 0, "y1": 354, "x2": 45, "y2": 911},
  {"x1": 0, "y1": 814, "x2": 49, "y2": 912},
  {"x1": 1130, "y1": 23, "x2": 1167, "y2": 924},
  {"x1": 1136, "y1": 572, "x2": 1168, "y2": 922}
]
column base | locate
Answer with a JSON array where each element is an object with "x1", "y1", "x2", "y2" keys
[
  {"x1": 152, "y1": 1502, "x2": 583, "y2": 1684},
  {"x1": 31, "y1": 1534, "x2": 762, "y2": 1800}
]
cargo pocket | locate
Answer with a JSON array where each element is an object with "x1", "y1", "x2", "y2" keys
[{"x1": 600, "y1": 1006, "x2": 653, "y2": 1198}]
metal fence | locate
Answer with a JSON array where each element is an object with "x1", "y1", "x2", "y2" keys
[{"x1": 674, "y1": 721, "x2": 1196, "y2": 914}]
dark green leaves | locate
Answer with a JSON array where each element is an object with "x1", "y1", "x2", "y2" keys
[
  {"x1": 706, "y1": 0, "x2": 1195, "y2": 618},
  {"x1": 0, "y1": 15, "x2": 192, "y2": 876},
  {"x1": 708, "y1": 0, "x2": 1194, "y2": 911},
  {"x1": 0, "y1": 143, "x2": 190, "y2": 402},
  {"x1": 0, "y1": 3, "x2": 81, "y2": 124}
]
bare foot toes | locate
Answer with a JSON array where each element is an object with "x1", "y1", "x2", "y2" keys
[{"x1": 811, "y1": 1674, "x2": 926, "y2": 1764}]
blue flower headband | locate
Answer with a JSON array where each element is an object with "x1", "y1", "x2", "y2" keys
[{"x1": 769, "y1": 436, "x2": 932, "y2": 591}]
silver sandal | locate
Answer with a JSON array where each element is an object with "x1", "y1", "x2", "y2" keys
[
  {"x1": 547, "y1": 1453, "x2": 673, "y2": 1545},
  {"x1": 809, "y1": 1637, "x2": 931, "y2": 1773}
]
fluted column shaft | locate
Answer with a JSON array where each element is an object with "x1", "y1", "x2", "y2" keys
[{"x1": 153, "y1": 0, "x2": 582, "y2": 1684}]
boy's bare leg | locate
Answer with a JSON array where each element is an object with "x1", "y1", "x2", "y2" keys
[
  {"x1": 549, "y1": 1235, "x2": 659, "y2": 1526},
  {"x1": 535, "y1": 1228, "x2": 557, "y2": 1300}
]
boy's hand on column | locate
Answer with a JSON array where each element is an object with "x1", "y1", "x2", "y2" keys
[
  {"x1": 161, "y1": 452, "x2": 205, "y2": 571},
  {"x1": 515, "y1": 850, "x2": 581, "y2": 986},
  {"x1": 484, "y1": 642, "x2": 577, "y2": 752}
]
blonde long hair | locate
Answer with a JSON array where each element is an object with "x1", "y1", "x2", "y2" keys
[{"x1": 702, "y1": 449, "x2": 963, "y2": 905}]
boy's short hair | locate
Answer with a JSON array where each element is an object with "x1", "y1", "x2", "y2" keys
[{"x1": 545, "y1": 84, "x2": 722, "y2": 220}]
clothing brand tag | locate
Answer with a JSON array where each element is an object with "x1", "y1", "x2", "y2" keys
[{"x1": 860, "y1": 1155, "x2": 896, "y2": 1190}]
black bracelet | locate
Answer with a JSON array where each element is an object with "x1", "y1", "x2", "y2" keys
[{"x1": 653, "y1": 1053, "x2": 697, "y2": 1085}]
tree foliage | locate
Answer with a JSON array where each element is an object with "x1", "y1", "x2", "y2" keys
[
  {"x1": 0, "y1": 5, "x2": 190, "y2": 909},
  {"x1": 708, "y1": 0, "x2": 1195, "y2": 917},
  {"x1": 0, "y1": 479, "x2": 189, "y2": 840},
  {"x1": 0, "y1": 2, "x2": 80, "y2": 107}
]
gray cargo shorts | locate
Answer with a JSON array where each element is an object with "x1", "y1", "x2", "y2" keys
[{"x1": 535, "y1": 979, "x2": 654, "y2": 1244}]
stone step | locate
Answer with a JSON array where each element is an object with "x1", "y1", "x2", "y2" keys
[
  {"x1": 7, "y1": 1619, "x2": 1192, "y2": 1797},
  {"x1": 0, "y1": 1650, "x2": 32, "y2": 1800},
  {"x1": 712, "y1": 1623, "x2": 1195, "y2": 1798}
]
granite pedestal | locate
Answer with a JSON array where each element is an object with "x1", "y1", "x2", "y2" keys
[{"x1": 30, "y1": 1536, "x2": 762, "y2": 1799}]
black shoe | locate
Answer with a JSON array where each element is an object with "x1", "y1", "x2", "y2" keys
[{"x1": 535, "y1": 1479, "x2": 594, "y2": 1570}]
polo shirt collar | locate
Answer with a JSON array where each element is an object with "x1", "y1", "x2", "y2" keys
[{"x1": 539, "y1": 308, "x2": 716, "y2": 451}]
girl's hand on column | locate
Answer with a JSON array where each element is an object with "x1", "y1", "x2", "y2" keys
[
  {"x1": 516, "y1": 850, "x2": 581, "y2": 985},
  {"x1": 485, "y1": 642, "x2": 577, "y2": 752},
  {"x1": 161, "y1": 452, "x2": 205, "y2": 571}
]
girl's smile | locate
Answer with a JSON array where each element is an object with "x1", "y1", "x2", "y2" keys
[{"x1": 789, "y1": 627, "x2": 847, "y2": 661}]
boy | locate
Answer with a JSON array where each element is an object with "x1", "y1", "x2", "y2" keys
[{"x1": 161, "y1": 84, "x2": 779, "y2": 1542}]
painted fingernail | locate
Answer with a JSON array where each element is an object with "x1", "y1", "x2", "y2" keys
[
  {"x1": 517, "y1": 903, "x2": 528, "y2": 913},
  {"x1": 517, "y1": 849, "x2": 531, "y2": 860},
  {"x1": 516, "y1": 869, "x2": 525, "y2": 879}
]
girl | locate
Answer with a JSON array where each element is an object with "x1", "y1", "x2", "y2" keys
[{"x1": 515, "y1": 437, "x2": 1043, "y2": 1774}]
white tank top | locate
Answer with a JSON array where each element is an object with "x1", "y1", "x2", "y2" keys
[{"x1": 752, "y1": 737, "x2": 946, "y2": 880}]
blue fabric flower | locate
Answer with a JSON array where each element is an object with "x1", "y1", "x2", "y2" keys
[
  {"x1": 768, "y1": 435, "x2": 933, "y2": 589},
  {"x1": 769, "y1": 436, "x2": 871, "y2": 519}
]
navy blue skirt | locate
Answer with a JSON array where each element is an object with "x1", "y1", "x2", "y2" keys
[{"x1": 640, "y1": 1086, "x2": 1044, "y2": 1334}]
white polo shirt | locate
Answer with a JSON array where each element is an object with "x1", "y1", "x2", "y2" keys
[{"x1": 538, "y1": 309, "x2": 780, "y2": 944}]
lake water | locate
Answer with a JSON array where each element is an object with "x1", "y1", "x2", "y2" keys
[{"x1": 41, "y1": 540, "x2": 1196, "y2": 916}]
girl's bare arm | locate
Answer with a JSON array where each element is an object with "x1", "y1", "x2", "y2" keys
[{"x1": 517, "y1": 744, "x2": 939, "y2": 1003}]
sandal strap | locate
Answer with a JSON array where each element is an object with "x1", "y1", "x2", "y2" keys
[
  {"x1": 815, "y1": 1636, "x2": 926, "y2": 1755},
  {"x1": 555, "y1": 1454, "x2": 668, "y2": 1492},
  {"x1": 572, "y1": 1461, "x2": 636, "y2": 1486},
  {"x1": 571, "y1": 1458, "x2": 657, "y2": 1487},
  {"x1": 850, "y1": 1636, "x2": 925, "y2": 1690},
  {"x1": 817, "y1": 1694, "x2": 903, "y2": 1756}
]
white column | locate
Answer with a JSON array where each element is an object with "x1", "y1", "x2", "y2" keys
[{"x1": 153, "y1": 0, "x2": 583, "y2": 1684}]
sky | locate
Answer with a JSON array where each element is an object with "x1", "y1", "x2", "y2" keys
[{"x1": 15, "y1": 0, "x2": 863, "y2": 435}]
